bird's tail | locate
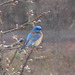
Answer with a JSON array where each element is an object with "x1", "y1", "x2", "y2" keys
[
  {"x1": 19, "y1": 49, "x2": 24, "y2": 53},
  {"x1": 19, "y1": 41, "x2": 28, "y2": 53}
]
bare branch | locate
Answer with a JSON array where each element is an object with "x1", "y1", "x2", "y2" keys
[
  {"x1": 9, "y1": 49, "x2": 18, "y2": 66},
  {"x1": 0, "y1": 0, "x2": 33, "y2": 7},
  {"x1": 0, "y1": 0, "x2": 19, "y2": 6},
  {"x1": 0, "y1": 11, "x2": 50, "y2": 34},
  {"x1": 20, "y1": 47, "x2": 34, "y2": 75},
  {"x1": 0, "y1": 0, "x2": 13, "y2": 6},
  {"x1": 1, "y1": 38, "x2": 23, "y2": 75},
  {"x1": 0, "y1": 1, "x2": 50, "y2": 75},
  {"x1": 8, "y1": 38, "x2": 24, "y2": 65},
  {"x1": 2, "y1": 38, "x2": 24, "y2": 49}
]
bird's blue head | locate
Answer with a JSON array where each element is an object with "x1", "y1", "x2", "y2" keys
[{"x1": 32, "y1": 25, "x2": 42, "y2": 33}]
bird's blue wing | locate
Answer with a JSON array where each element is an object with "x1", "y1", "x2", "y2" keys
[
  {"x1": 26, "y1": 33, "x2": 32, "y2": 41},
  {"x1": 26, "y1": 32, "x2": 41, "y2": 46},
  {"x1": 19, "y1": 32, "x2": 41, "y2": 52},
  {"x1": 19, "y1": 33, "x2": 31, "y2": 52}
]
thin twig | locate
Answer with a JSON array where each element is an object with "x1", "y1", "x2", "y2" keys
[
  {"x1": 2, "y1": 48, "x2": 19, "y2": 75},
  {"x1": 20, "y1": 47, "x2": 34, "y2": 75},
  {"x1": 0, "y1": 32, "x2": 4, "y2": 75},
  {"x1": 2, "y1": 38, "x2": 23, "y2": 75},
  {"x1": 0, "y1": 0, "x2": 33, "y2": 6},
  {"x1": 9, "y1": 49, "x2": 18, "y2": 66},
  {"x1": 0, "y1": 0, "x2": 14, "y2": 6},
  {"x1": 1, "y1": 38, "x2": 23, "y2": 50},
  {"x1": 0, "y1": 11, "x2": 50, "y2": 34}
]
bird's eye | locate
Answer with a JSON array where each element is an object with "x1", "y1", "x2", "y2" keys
[
  {"x1": 36, "y1": 28, "x2": 39, "y2": 30},
  {"x1": 36, "y1": 28, "x2": 41, "y2": 30}
]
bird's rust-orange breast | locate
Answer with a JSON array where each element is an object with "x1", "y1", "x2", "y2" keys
[{"x1": 33, "y1": 32, "x2": 43, "y2": 46}]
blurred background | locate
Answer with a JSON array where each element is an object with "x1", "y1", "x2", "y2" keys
[
  {"x1": 0, "y1": 0, "x2": 75, "y2": 75},
  {"x1": 0, "y1": 0, "x2": 75, "y2": 30}
]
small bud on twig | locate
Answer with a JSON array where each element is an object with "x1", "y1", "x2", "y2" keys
[
  {"x1": 25, "y1": 65, "x2": 30, "y2": 70},
  {"x1": 29, "y1": 59, "x2": 33, "y2": 62},
  {"x1": 12, "y1": 68, "x2": 15, "y2": 71},
  {"x1": 17, "y1": 72, "x2": 20, "y2": 74},
  {"x1": 16, "y1": 24, "x2": 19, "y2": 29},
  {"x1": 20, "y1": 65, "x2": 23, "y2": 68},
  {"x1": 6, "y1": 64, "x2": 10, "y2": 68},
  {"x1": 6, "y1": 68, "x2": 9, "y2": 72}
]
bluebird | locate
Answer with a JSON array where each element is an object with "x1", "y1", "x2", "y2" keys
[{"x1": 19, "y1": 25, "x2": 43, "y2": 52}]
